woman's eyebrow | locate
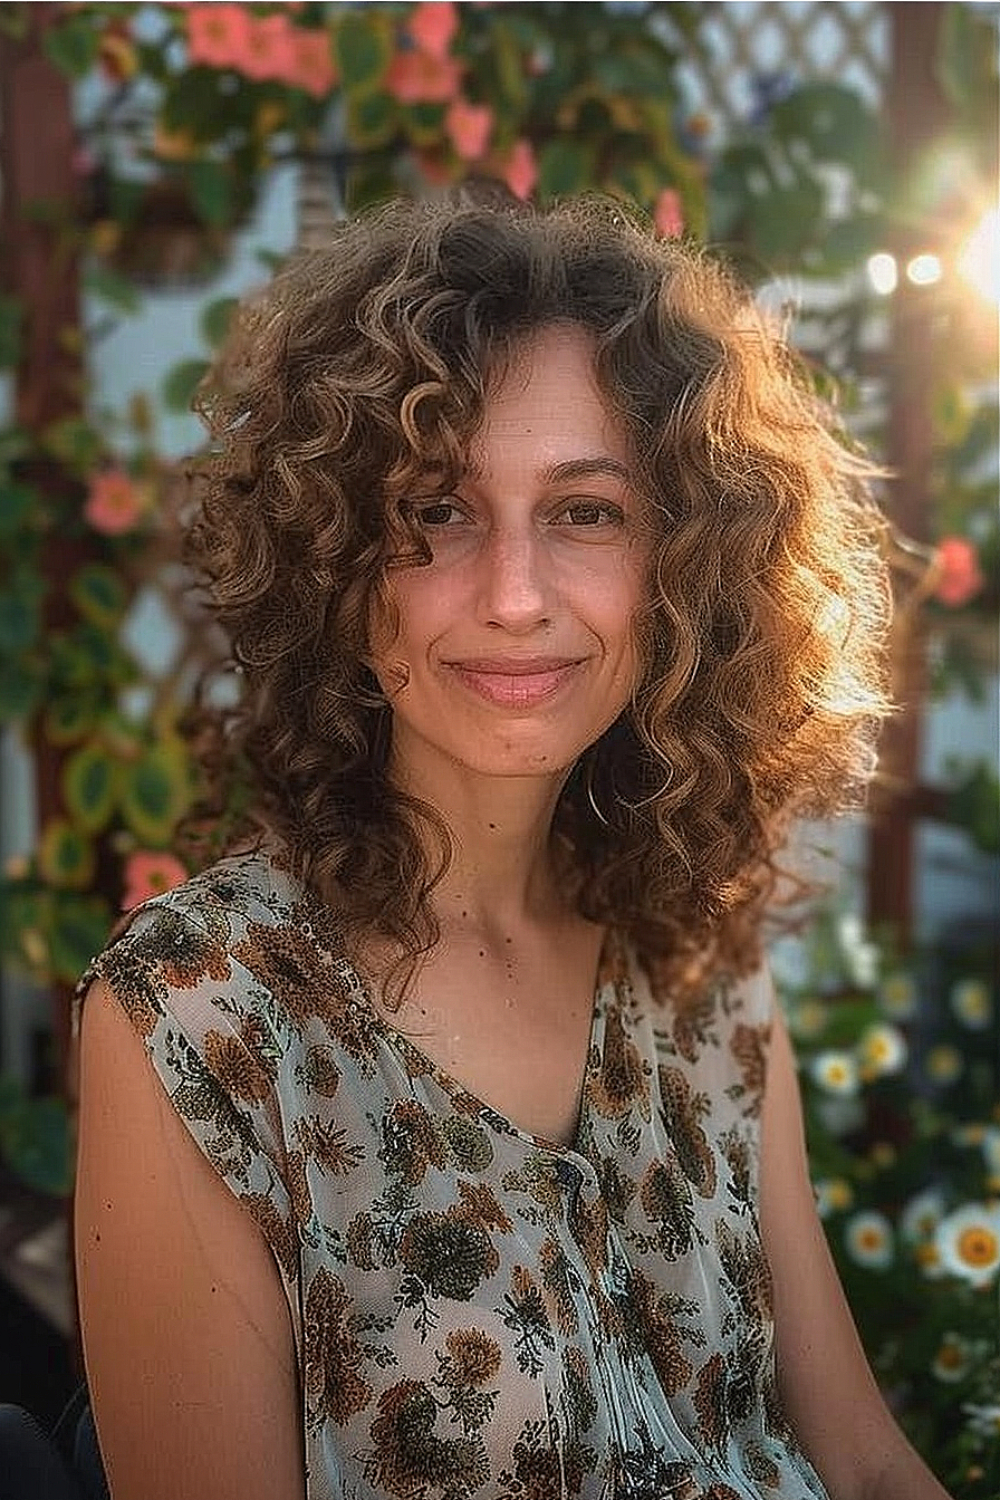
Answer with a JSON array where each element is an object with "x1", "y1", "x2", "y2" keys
[
  {"x1": 544, "y1": 457, "x2": 633, "y2": 485},
  {"x1": 462, "y1": 455, "x2": 634, "y2": 484}
]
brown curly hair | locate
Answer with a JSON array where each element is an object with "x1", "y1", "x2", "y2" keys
[{"x1": 186, "y1": 191, "x2": 891, "y2": 1002}]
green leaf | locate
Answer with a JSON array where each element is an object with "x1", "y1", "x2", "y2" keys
[
  {"x1": 0, "y1": 657, "x2": 41, "y2": 721},
  {"x1": 401, "y1": 100, "x2": 445, "y2": 146},
  {"x1": 42, "y1": 12, "x2": 101, "y2": 78},
  {"x1": 488, "y1": 20, "x2": 529, "y2": 115},
  {"x1": 347, "y1": 89, "x2": 397, "y2": 148},
  {"x1": 0, "y1": 1085, "x2": 72, "y2": 1196},
  {"x1": 748, "y1": 180, "x2": 826, "y2": 268},
  {"x1": 710, "y1": 141, "x2": 776, "y2": 205},
  {"x1": 162, "y1": 358, "x2": 210, "y2": 414},
  {"x1": 65, "y1": 623, "x2": 130, "y2": 685},
  {"x1": 40, "y1": 416, "x2": 104, "y2": 475},
  {"x1": 936, "y1": 3, "x2": 996, "y2": 124},
  {"x1": 333, "y1": 10, "x2": 391, "y2": 93},
  {"x1": 945, "y1": 760, "x2": 1000, "y2": 855},
  {"x1": 0, "y1": 295, "x2": 23, "y2": 368},
  {"x1": 70, "y1": 563, "x2": 128, "y2": 626},
  {"x1": 83, "y1": 263, "x2": 142, "y2": 316},
  {"x1": 814, "y1": 216, "x2": 880, "y2": 276},
  {"x1": 45, "y1": 694, "x2": 98, "y2": 746},
  {"x1": 107, "y1": 176, "x2": 147, "y2": 228},
  {"x1": 346, "y1": 160, "x2": 399, "y2": 214},
  {"x1": 0, "y1": 480, "x2": 36, "y2": 537},
  {"x1": 537, "y1": 138, "x2": 594, "y2": 199},
  {"x1": 37, "y1": 819, "x2": 95, "y2": 890},
  {"x1": 0, "y1": 580, "x2": 42, "y2": 654},
  {"x1": 199, "y1": 296, "x2": 238, "y2": 349},
  {"x1": 48, "y1": 894, "x2": 113, "y2": 987},
  {"x1": 121, "y1": 742, "x2": 192, "y2": 845},
  {"x1": 770, "y1": 83, "x2": 880, "y2": 175},
  {"x1": 592, "y1": 49, "x2": 673, "y2": 100},
  {"x1": 184, "y1": 159, "x2": 235, "y2": 229},
  {"x1": 63, "y1": 742, "x2": 118, "y2": 833},
  {"x1": 0, "y1": 424, "x2": 31, "y2": 470}
]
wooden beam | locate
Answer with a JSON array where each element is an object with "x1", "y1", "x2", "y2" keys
[
  {"x1": 866, "y1": 2, "x2": 951, "y2": 943},
  {"x1": 0, "y1": 5, "x2": 86, "y2": 1081}
]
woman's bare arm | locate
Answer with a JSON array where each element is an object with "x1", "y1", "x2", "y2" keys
[
  {"x1": 75, "y1": 979, "x2": 307, "y2": 1500},
  {"x1": 760, "y1": 999, "x2": 952, "y2": 1500}
]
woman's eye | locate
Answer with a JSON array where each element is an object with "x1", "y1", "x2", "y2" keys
[
  {"x1": 556, "y1": 500, "x2": 625, "y2": 527},
  {"x1": 414, "y1": 500, "x2": 463, "y2": 527}
]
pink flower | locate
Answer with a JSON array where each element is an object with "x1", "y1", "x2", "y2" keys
[
  {"x1": 934, "y1": 536, "x2": 985, "y2": 607},
  {"x1": 654, "y1": 187, "x2": 685, "y2": 238},
  {"x1": 408, "y1": 1, "x2": 458, "y2": 60},
  {"x1": 122, "y1": 851, "x2": 189, "y2": 910},
  {"x1": 186, "y1": 4, "x2": 251, "y2": 70},
  {"x1": 84, "y1": 469, "x2": 146, "y2": 535},
  {"x1": 500, "y1": 138, "x2": 537, "y2": 201},
  {"x1": 240, "y1": 12, "x2": 296, "y2": 83},
  {"x1": 384, "y1": 49, "x2": 462, "y2": 104},
  {"x1": 445, "y1": 98, "x2": 493, "y2": 160},
  {"x1": 283, "y1": 26, "x2": 337, "y2": 98},
  {"x1": 412, "y1": 149, "x2": 453, "y2": 187}
]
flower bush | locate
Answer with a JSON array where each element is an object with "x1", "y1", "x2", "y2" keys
[
  {"x1": 775, "y1": 910, "x2": 1000, "y2": 1499},
  {"x1": 0, "y1": 11, "x2": 996, "y2": 1492},
  {"x1": 0, "y1": 0, "x2": 707, "y2": 999}
]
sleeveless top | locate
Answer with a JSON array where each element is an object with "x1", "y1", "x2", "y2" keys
[{"x1": 77, "y1": 848, "x2": 830, "y2": 1500}]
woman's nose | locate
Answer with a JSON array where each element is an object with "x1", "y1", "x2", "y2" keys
[{"x1": 477, "y1": 527, "x2": 553, "y2": 631}]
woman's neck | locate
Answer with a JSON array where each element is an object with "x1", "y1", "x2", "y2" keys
[{"x1": 391, "y1": 756, "x2": 572, "y2": 938}]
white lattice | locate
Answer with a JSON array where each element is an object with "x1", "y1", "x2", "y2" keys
[{"x1": 672, "y1": 1, "x2": 887, "y2": 149}]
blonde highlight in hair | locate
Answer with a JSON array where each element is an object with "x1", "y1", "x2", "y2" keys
[{"x1": 183, "y1": 192, "x2": 891, "y2": 1003}]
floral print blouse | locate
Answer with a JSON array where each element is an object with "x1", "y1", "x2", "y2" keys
[{"x1": 78, "y1": 849, "x2": 829, "y2": 1500}]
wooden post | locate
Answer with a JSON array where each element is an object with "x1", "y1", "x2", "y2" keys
[
  {"x1": 0, "y1": 6, "x2": 80, "y2": 429},
  {"x1": 0, "y1": 5, "x2": 86, "y2": 1079},
  {"x1": 866, "y1": 2, "x2": 950, "y2": 944}
]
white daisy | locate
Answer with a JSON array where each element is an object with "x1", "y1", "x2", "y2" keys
[
  {"x1": 835, "y1": 912, "x2": 879, "y2": 988},
  {"x1": 899, "y1": 1188, "x2": 946, "y2": 1245},
  {"x1": 931, "y1": 1332, "x2": 974, "y2": 1383},
  {"x1": 962, "y1": 1403, "x2": 1000, "y2": 1440},
  {"x1": 935, "y1": 1202, "x2": 1000, "y2": 1287},
  {"x1": 788, "y1": 997, "x2": 828, "y2": 1041},
  {"x1": 857, "y1": 1022, "x2": 907, "y2": 1079},
  {"x1": 878, "y1": 971, "x2": 918, "y2": 1021},
  {"x1": 950, "y1": 978, "x2": 993, "y2": 1031},
  {"x1": 811, "y1": 1049, "x2": 859, "y2": 1096},
  {"x1": 925, "y1": 1044, "x2": 962, "y2": 1086},
  {"x1": 813, "y1": 1178, "x2": 853, "y2": 1218},
  {"x1": 844, "y1": 1210, "x2": 894, "y2": 1269}
]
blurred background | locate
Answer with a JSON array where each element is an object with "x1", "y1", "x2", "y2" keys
[{"x1": 0, "y1": 2, "x2": 996, "y2": 1493}]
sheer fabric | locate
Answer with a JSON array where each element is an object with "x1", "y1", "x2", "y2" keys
[{"x1": 77, "y1": 849, "x2": 829, "y2": 1500}]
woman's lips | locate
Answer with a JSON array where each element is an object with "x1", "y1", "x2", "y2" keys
[{"x1": 445, "y1": 658, "x2": 585, "y2": 708}]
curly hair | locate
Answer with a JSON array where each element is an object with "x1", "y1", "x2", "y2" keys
[{"x1": 186, "y1": 191, "x2": 891, "y2": 1003}]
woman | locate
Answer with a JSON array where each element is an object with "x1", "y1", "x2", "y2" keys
[{"x1": 74, "y1": 194, "x2": 951, "y2": 1500}]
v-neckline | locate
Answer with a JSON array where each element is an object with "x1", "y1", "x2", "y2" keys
[{"x1": 340, "y1": 926, "x2": 616, "y2": 1157}]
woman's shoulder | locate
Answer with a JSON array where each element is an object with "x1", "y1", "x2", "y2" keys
[
  {"x1": 77, "y1": 844, "x2": 356, "y2": 1041},
  {"x1": 627, "y1": 941, "x2": 775, "y2": 1112},
  {"x1": 132, "y1": 844, "x2": 309, "y2": 935}
]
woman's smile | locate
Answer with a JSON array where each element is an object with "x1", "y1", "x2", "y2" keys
[
  {"x1": 370, "y1": 322, "x2": 648, "y2": 786},
  {"x1": 444, "y1": 655, "x2": 588, "y2": 709}
]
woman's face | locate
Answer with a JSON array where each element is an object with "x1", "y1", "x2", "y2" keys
[{"x1": 370, "y1": 323, "x2": 650, "y2": 792}]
